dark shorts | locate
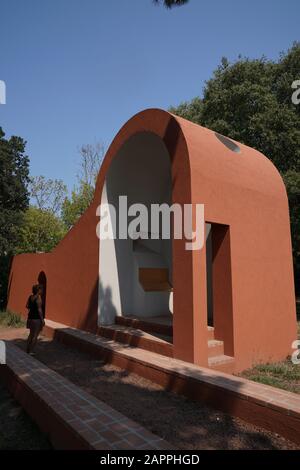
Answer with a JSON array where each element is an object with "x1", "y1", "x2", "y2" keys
[{"x1": 26, "y1": 319, "x2": 43, "y2": 335}]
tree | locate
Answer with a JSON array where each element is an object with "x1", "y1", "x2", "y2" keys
[
  {"x1": 170, "y1": 49, "x2": 300, "y2": 173},
  {"x1": 77, "y1": 143, "x2": 105, "y2": 188},
  {"x1": 0, "y1": 128, "x2": 30, "y2": 255},
  {"x1": 61, "y1": 183, "x2": 94, "y2": 229},
  {"x1": 62, "y1": 142, "x2": 104, "y2": 229},
  {"x1": 29, "y1": 176, "x2": 67, "y2": 216},
  {"x1": 16, "y1": 207, "x2": 67, "y2": 254},
  {"x1": 153, "y1": 0, "x2": 189, "y2": 7},
  {"x1": 283, "y1": 171, "x2": 300, "y2": 291},
  {"x1": 274, "y1": 42, "x2": 300, "y2": 118},
  {"x1": 0, "y1": 127, "x2": 30, "y2": 308},
  {"x1": 170, "y1": 43, "x2": 300, "y2": 292},
  {"x1": 170, "y1": 96, "x2": 203, "y2": 122}
]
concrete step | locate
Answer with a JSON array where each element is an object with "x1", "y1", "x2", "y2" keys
[
  {"x1": 115, "y1": 315, "x2": 173, "y2": 337},
  {"x1": 207, "y1": 326, "x2": 215, "y2": 341},
  {"x1": 100, "y1": 325, "x2": 224, "y2": 364},
  {"x1": 98, "y1": 324, "x2": 173, "y2": 358},
  {"x1": 116, "y1": 316, "x2": 216, "y2": 343},
  {"x1": 208, "y1": 339, "x2": 224, "y2": 358},
  {"x1": 208, "y1": 354, "x2": 235, "y2": 374}
]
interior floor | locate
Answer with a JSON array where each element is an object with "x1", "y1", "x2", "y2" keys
[{"x1": 121, "y1": 313, "x2": 173, "y2": 326}]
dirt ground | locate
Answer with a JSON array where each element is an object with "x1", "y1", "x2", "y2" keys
[
  {"x1": 0, "y1": 327, "x2": 299, "y2": 450},
  {"x1": 0, "y1": 381, "x2": 51, "y2": 449}
]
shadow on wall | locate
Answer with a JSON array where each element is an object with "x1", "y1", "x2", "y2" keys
[
  {"x1": 78, "y1": 278, "x2": 101, "y2": 333},
  {"x1": 98, "y1": 281, "x2": 117, "y2": 326}
]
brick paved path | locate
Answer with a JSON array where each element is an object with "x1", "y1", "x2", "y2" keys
[{"x1": 0, "y1": 342, "x2": 172, "y2": 450}]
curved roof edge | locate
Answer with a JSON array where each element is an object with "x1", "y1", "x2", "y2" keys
[
  {"x1": 95, "y1": 108, "x2": 288, "y2": 202},
  {"x1": 21, "y1": 108, "x2": 287, "y2": 259}
]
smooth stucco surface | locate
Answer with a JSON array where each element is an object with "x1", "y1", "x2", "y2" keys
[{"x1": 7, "y1": 108, "x2": 297, "y2": 372}]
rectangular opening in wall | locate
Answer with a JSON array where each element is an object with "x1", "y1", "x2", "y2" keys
[
  {"x1": 205, "y1": 223, "x2": 213, "y2": 327},
  {"x1": 207, "y1": 222, "x2": 234, "y2": 356}
]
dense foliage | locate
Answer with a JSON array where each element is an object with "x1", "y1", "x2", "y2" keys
[
  {"x1": 16, "y1": 207, "x2": 67, "y2": 254},
  {"x1": 0, "y1": 128, "x2": 30, "y2": 308},
  {"x1": 170, "y1": 44, "x2": 300, "y2": 292},
  {"x1": 153, "y1": 0, "x2": 189, "y2": 8}
]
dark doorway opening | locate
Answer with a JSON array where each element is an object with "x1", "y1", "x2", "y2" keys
[
  {"x1": 38, "y1": 271, "x2": 47, "y2": 318},
  {"x1": 206, "y1": 222, "x2": 234, "y2": 356},
  {"x1": 206, "y1": 223, "x2": 213, "y2": 326}
]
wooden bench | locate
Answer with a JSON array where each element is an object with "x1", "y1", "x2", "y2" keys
[{"x1": 139, "y1": 268, "x2": 172, "y2": 292}]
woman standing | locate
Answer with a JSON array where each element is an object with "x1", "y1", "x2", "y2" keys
[{"x1": 26, "y1": 284, "x2": 45, "y2": 355}]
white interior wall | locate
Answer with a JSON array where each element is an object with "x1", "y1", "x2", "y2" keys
[
  {"x1": 98, "y1": 132, "x2": 172, "y2": 325},
  {"x1": 98, "y1": 183, "x2": 122, "y2": 324}
]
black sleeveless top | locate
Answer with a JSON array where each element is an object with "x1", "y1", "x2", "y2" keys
[{"x1": 27, "y1": 295, "x2": 44, "y2": 320}]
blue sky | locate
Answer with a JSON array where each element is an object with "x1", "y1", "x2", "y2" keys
[{"x1": 1, "y1": 0, "x2": 299, "y2": 192}]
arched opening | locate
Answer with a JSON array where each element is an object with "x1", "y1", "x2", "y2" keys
[
  {"x1": 38, "y1": 271, "x2": 47, "y2": 318},
  {"x1": 98, "y1": 132, "x2": 173, "y2": 326}
]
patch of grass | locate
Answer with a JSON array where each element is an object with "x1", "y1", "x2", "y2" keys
[
  {"x1": 0, "y1": 310, "x2": 25, "y2": 328},
  {"x1": 241, "y1": 359, "x2": 300, "y2": 394}
]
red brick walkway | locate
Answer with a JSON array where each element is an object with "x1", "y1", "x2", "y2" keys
[{"x1": 0, "y1": 342, "x2": 172, "y2": 450}]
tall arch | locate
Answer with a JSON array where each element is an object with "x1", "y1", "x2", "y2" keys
[
  {"x1": 99, "y1": 131, "x2": 173, "y2": 324},
  {"x1": 38, "y1": 271, "x2": 47, "y2": 317},
  {"x1": 95, "y1": 109, "x2": 207, "y2": 365}
]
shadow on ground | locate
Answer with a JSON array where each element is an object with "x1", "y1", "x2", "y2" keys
[
  {"x1": 8, "y1": 331, "x2": 297, "y2": 451},
  {"x1": 0, "y1": 382, "x2": 51, "y2": 450}
]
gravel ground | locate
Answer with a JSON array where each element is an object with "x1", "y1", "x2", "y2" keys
[
  {"x1": 0, "y1": 382, "x2": 51, "y2": 449},
  {"x1": 1, "y1": 327, "x2": 299, "y2": 450}
]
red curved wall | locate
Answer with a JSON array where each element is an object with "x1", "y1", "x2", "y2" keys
[{"x1": 7, "y1": 108, "x2": 297, "y2": 373}]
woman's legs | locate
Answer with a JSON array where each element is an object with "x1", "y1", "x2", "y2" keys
[
  {"x1": 30, "y1": 326, "x2": 40, "y2": 353},
  {"x1": 26, "y1": 326, "x2": 34, "y2": 353},
  {"x1": 27, "y1": 321, "x2": 42, "y2": 354}
]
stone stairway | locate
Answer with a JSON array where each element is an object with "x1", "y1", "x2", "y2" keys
[
  {"x1": 101, "y1": 315, "x2": 235, "y2": 373},
  {"x1": 206, "y1": 326, "x2": 235, "y2": 374},
  {"x1": 97, "y1": 323, "x2": 173, "y2": 358}
]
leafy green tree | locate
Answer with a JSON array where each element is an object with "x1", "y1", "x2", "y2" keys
[
  {"x1": 153, "y1": 0, "x2": 189, "y2": 8},
  {"x1": 170, "y1": 49, "x2": 300, "y2": 173},
  {"x1": 0, "y1": 128, "x2": 30, "y2": 308},
  {"x1": 274, "y1": 42, "x2": 300, "y2": 118},
  {"x1": 170, "y1": 43, "x2": 300, "y2": 292},
  {"x1": 0, "y1": 128, "x2": 30, "y2": 254},
  {"x1": 16, "y1": 207, "x2": 67, "y2": 254},
  {"x1": 62, "y1": 143, "x2": 104, "y2": 229},
  {"x1": 283, "y1": 171, "x2": 300, "y2": 291},
  {"x1": 61, "y1": 183, "x2": 94, "y2": 229},
  {"x1": 13, "y1": 175, "x2": 68, "y2": 257},
  {"x1": 170, "y1": 97, "x2": 203, "y2": 122}
]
